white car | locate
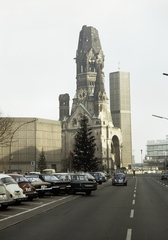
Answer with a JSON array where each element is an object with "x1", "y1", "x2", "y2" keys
[
  {"x1": 0, "y1": 178, "x2": 13, "y2": 209},
  {"x1": 0, "y1": 174, "x2": 27, "y2": 204}
]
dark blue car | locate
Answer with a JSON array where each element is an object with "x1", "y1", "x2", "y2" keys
[{"x1": 112, "y1": 173, "x2": 127, "y2": 186}]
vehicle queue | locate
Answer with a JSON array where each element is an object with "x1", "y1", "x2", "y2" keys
[{"x1": 0, "y1": 171, "x2": 109, "y2": 210}]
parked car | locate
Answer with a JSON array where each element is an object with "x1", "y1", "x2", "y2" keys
[
  {"x1": 9, "y1": 173, "x2": 38, "y2": 200},
  {"x1": 42, "y1": 169, "x2": 56, "y2": 174},
  {"x1": 69, "y1": 173, "x2": 97, "y2": 195},
  {"x1": 89, "y1": 172, "x2": 102, "y2": 184},
  {"x1": 94, "y1": 172, "x2": 106, "y2": 182},
  {"x1": 103, "y1": 171, "x2": 111, "y2": 179},
  {"x1": 25, "y1": 175, "x2": 52, "y2": 197},
  {"x1": 0, "y1": 174, "x2": 27, "y2": 204},
  {"x1": 54, "y1": 173, "x2": 71, "y2": 181},
  {"x1": 161, "y1": 172, "x2": 168, "y2": 180},
  {"x1": 0, "y1": 178, "x2": 13, "y2": 209},
  {"x1": 112, "y1": 173, "x2": 127, "y2": 186},
  {"x1": 38, "y1": 174, "x2": 71, "y2": 195},
  {"x1": 29, "y1": 172, "x2": 41, "y2": 175},
  {"x1": 84, "y1": 173, "x2": 96, "y2": 181}
]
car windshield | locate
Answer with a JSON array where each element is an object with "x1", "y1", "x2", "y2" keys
[
  {"x1": 42, "y1": 175, "x2": 59, "y2": 181},
  {"x1": 71, "y1": 175, "x2": 87, "y2": 181},
  {"x1": 14, "y1": 176, "x2": 29, "y2": 183},
  {"x1": 26, "y1": 177, "x2": 41, "y2": 182},
  {"x1": 115, "y1": 174, "x2": 125, "y2": 178},
  {"x1": 85, "y1": 173, "x2": 94, "y2": 178},
  {"x1": 59, "y1": 175, "x2": 71, "y2": 181},
  {"x1": 55, "y1": 174, "x2": 61, "y2": 179},
  {"x1": 1, "y1": 177, "x2": 16, "y2": 184}
]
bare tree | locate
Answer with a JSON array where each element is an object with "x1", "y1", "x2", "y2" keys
[{"x1": 0, "y1": 116, "x2": 14, "y2": 146}]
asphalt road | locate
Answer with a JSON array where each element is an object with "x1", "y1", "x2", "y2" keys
[{"x1": 0, "y1": 174, "x2": 168, "y2": 240}]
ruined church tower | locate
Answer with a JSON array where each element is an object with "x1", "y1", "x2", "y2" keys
[{"x1": 59, "y1": 25, "x2": 122, "y2": 173}]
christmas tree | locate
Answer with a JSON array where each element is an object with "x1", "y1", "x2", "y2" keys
[{"x1": 71, "y1": 114, "x2": 98, "y2": 172}]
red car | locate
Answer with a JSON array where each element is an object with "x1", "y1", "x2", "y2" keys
[{"x1": 9, "y1": 174, "x2": 38, "y2": 200}]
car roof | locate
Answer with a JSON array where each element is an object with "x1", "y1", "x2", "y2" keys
[
  {"x1": 0, "y1": 174, "x2": 11, "y2": 178},
  {"x1": 8, "y1": 173, "x2": 24, "y2": 177},
  {"x1": 25, "y1": 175, "x2": 40, "y2": 178}
]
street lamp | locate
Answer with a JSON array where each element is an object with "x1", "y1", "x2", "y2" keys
[
  {"x1": 164, "y1": 151, "x2": 167, "y2": 171},
  {"x1": 163, "y1": 73, "x2": 168, "y2": 76},
  {"x1": 9, "y1": 118, "x2": 37, "y2": 173},
  {"x1": 152, "y1": 114, "x2": 168, "y2": 121},
  {"x1": 141, "y1": 149, "x2": 143, "y2": 171}
]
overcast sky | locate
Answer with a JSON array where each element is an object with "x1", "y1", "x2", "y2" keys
[{"x1": 1, "y1": 0, "x2": 168, "y2": 163}]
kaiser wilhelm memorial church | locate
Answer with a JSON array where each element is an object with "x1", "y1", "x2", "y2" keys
[{"x1": 59, "y1": 25, "x2": 132, "y2": 173}]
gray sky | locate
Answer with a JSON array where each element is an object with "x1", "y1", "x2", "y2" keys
[{"x1": 1, "y1": 0, "x2": 168, "y2": 163}]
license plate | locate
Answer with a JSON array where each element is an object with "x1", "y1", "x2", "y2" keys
[
  {"x1": 85, "y1": 185, "x2": 94, "y2": 187},
  {"x1": 119, "y1": 180, "x2": 123, "y2": 183}
]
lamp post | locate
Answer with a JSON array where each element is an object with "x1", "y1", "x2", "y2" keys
[
  {"x1": 152, "y1": 114, "x2": 168, "y2": 121},
  {"x1": 141, "y1": 149, "x2": 143, "y2": 171},
  {"x1": 9, "y1": 118, "x2": 37, "y2": 173},
  {"x1": 120, "y1": 144, "x2": 123, "y2": 168},
  {"x1": 164, "y1": 151, "x2": 167, "y2": 171}
]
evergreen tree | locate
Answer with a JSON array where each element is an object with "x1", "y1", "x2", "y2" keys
[
  {"x1": 37, "y1": 148, "x2": 47, "y2": 172},
  {"x1": 71, "y1": 114, "x2": 99, "y2": 172}
]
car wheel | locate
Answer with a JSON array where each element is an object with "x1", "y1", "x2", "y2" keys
[
  {"x1": 15, "y1": 200, "x2": 21, "y2": 205},
  {"x1": 69, "y1": 188, "x2": 76, "y2": 195},
  {"x1": 38, "y1": 193, "x2": 45, "y2": 198},
  {"x1": 28, "y1": 197, "x2": 33, "y2": 201},
  {"x1": 125, "y1": 183, "x2": 127, "y2": 186},
  {"x1": 1, "y1": 204, "x2": 8, "y2": 210},
  {"x1": 53, "y1": 191, "x2": 59, "y2": 196},
  {"x1": 85, "y1": 190, "x2": 91, "y2": 196}
]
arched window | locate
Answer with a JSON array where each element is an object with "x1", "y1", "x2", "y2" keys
[{"x1": 73, "y1": 118, "x2": 77, "y2": 127}]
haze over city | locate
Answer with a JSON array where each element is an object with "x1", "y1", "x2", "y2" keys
[{"x1": 1, "y1": 0, "x2": 168, "y2": 163}]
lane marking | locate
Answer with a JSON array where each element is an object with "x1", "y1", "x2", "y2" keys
[
  {"x1": 126, "y1": 229, "x2": 132, "y2": 240},
  {"x1": 132, "y1": 200, "x2": 135, "y2": 204},
  {"x1": 133, "y1": 194, "x2": 136, "y2": 198},
  {"x1": 0, "y1": 196, "x2": 71, "y2": 222},
  {"x1": 130, "y1": 209, "x2": 134, "y2": 218}
]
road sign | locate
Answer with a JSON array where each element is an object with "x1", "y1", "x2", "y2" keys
[{"x1": 31, "y1": 161, "x2": 35, "y2": 167}]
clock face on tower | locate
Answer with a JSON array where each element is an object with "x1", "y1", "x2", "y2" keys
[{"x1": 78, "y1": 88, "x2": 87, "y2": 100}]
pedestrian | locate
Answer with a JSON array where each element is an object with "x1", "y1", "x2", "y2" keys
[{"x1": 133, "y1": 169, "x2": 136, "y2": 178}]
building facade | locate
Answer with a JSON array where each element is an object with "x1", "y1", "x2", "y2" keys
[
  {"x1": 0, "y1": 118, "x2": 62, "y2": 173},
  {"x1": 59, "y1": 25, "x2": 122, "y2": 173},
  {"x1": 109, "y1": 71, "x2": 132, "y2": 168},
  {"x1": 145, "y1": 136, "x2": 168, "y2": 170}
]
